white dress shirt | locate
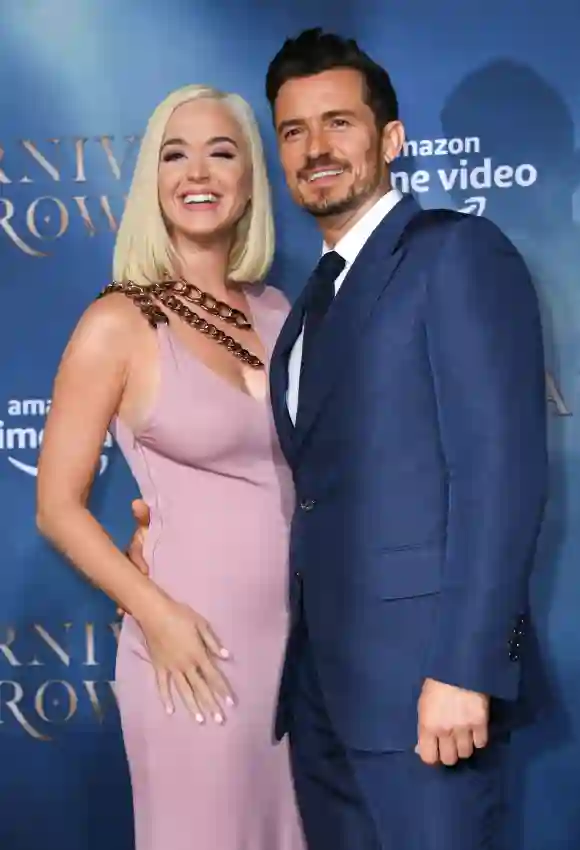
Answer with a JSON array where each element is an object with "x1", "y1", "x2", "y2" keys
[{"x1": 287, "y1": 188, "x2": 403, "y2": 423}]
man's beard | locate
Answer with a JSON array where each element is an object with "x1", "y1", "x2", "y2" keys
[
  {"x1": 298, "y1": 154, "x2": 384, "y2": 219},
  {"x1": 302, "y1": 183, "x2": 362, "y2": 218}
]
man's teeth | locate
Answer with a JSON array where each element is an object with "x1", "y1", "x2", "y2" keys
[
  {"x1": 183, "y1": 194, "x2": 217, "y2": 204},
  {"x1": 309, "y1": 169, "x2": 343, "y2": 182}
]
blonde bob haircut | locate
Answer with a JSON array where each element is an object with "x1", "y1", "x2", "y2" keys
[{"x1": 113, "y1": 84, "x2": 275, "y2": 287}]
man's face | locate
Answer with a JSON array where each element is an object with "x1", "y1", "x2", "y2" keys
[{"x1": 274, "y1": 68, "x2": 402, "y2": 218}]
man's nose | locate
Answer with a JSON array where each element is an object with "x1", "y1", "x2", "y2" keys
[{"x1": 306, "y1": 127, "x2": 331, "y2": 161}]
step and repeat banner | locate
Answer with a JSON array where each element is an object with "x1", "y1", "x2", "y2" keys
[{"x1": 1, "y1": 1, "x2": 578, "y2": 847}]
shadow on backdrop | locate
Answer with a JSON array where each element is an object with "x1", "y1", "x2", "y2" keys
[{"x1": 441, "y1": 59, "x2": 580, "y2": 850}]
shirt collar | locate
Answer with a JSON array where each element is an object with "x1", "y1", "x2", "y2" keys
[{"x1": 322, "y1": 188, "x2": 403, "y2": 265}]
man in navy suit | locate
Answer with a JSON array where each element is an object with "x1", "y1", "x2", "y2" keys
[{"x1": 265, "y1": 29, "x2": 547, "y2": 850}]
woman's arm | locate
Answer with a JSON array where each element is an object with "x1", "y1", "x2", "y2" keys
[
  {"x1": 37, "y1": 296, "x2": 234, "y2": 722},
  {"x1": 37, "y1": 296, "x2": 161, "y2": 619}
]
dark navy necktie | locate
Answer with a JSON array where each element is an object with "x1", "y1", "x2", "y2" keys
[{"x1": 300, "y1": 250, "x2": 346, "y2": 369}]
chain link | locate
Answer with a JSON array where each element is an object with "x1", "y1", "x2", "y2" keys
[{"x1": 98, "y1": 280, "x2": 264, "y2": 369}]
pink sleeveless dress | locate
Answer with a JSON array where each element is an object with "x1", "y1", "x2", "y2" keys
[{"x1": 112, "y1": 285, "x2": 304, "y2": 850}]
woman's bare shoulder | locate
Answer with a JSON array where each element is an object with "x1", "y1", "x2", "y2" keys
[{"x1": 65, "y1": 289, "x2": 157, "y2": 359}]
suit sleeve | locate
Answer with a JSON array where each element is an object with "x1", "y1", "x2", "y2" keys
[{"x1": 424, "y1": 215, "x2": 548, "y2": 700}]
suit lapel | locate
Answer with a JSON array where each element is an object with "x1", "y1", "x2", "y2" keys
[
  {"x1": 269, "y1": 282, "x2": 311, "y2": 464},
  {"x1": 294, "y1": 194, "x2": 421, "y2": 453}
]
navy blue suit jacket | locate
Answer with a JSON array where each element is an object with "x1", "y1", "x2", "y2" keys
[{"x1": 270, "y1": 195, "x2": 548, "y2": 752}]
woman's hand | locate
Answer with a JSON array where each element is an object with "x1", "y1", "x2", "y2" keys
[{"x1": 138, "y1": 597, "x2": 235, "y2": 724}]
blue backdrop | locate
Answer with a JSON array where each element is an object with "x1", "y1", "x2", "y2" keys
[{"x1": 1, "y1": 1, "x2": 578, "y2": 848}]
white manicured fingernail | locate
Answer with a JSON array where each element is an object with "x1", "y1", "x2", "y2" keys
[
  {"x1": 219, "y1": 648, "x2": 230, "y2": 659},
  {"x1": 166, "y1": 705, "x2": 174, "y2": 716},
  {"x1": 225, "y1": 696, "x2": 235, "y2": 708},
  {"x1": 214, "y1": 713, "x2": 224, "y2": 724},
  {"x1": 195, "y1": 713, "x2": 204, "y2": 724}
]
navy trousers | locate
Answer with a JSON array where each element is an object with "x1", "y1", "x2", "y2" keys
[{"x1": 287, "y1": 625, "x2": 509, "y2": 850}]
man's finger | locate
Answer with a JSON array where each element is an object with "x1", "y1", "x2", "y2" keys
[
  {"x1": 417, "y1": 730, "x2": 440, "y2": 765},
  {"x1": 454, "y1": 729, "x2": 474, "y2": 760},
  {"x1": 131, "y1": 498, "x2": 151, "y2": 527},
  {"x1": 127, "y1": 530, "x2": 149, "y2": 575},
  {"x1": 472, "y1": 723, "x2": 489, "y2": 750},
  {"x1": 438, "y1": 732, "x2": 459, "y2": 766}
]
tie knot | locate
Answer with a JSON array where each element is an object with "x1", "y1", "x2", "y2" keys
[{"x1": 315, "y1": 250, "x2": 346, "y2": 283}]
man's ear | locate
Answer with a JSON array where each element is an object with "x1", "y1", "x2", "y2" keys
[{"x1": 382, "y1": 120, "x2": 405, "y2": 164}]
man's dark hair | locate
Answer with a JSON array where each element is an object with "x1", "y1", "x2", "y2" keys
[{"x1": 265, "y1": 28, "x2": 399, "y2": 128}]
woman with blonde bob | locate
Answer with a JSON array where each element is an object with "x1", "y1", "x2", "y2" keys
[{"x1": 37, "y1": 85, "x2": 303, "y2": 850}]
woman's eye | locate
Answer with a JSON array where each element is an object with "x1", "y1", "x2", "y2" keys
[{"x1": 162, "y1": 150, "x2": 184, "y2": 162}]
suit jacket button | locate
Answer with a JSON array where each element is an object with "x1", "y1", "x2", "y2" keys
[{"x1": 300, "y1": 499, "x2": 316, "y2": 511}]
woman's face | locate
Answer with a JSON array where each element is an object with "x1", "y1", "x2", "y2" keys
[{"x1": 158, "y1": 98, "x2": 252, "y2": 248}]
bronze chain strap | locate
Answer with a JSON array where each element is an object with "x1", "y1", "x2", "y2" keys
[{"x1": 98, "y1": 279, "x2": 264, "y2": 369}]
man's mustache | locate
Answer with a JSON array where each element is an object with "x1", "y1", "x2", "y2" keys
[{"x1": 297, "y1": 155, "x2": 351, "y2": 182}]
